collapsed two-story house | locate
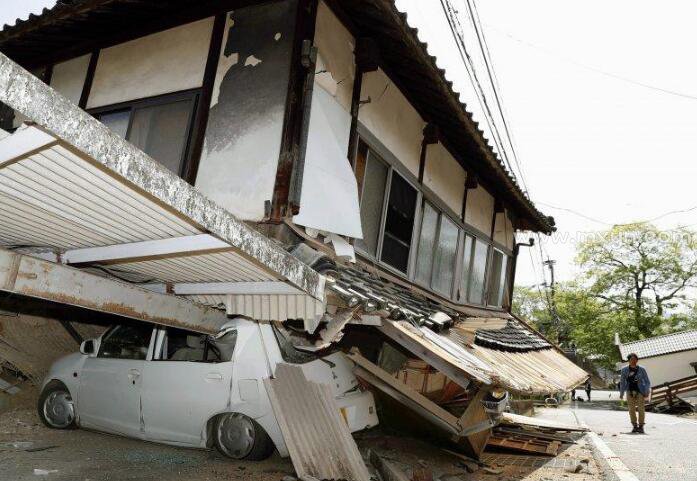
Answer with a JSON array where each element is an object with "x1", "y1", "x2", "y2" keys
[{"x1": 0, "y1": 0, "x2": 586, "y2": 467}]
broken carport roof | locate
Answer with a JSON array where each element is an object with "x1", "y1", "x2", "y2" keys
[{"x1": 0, "y1": 53, "x2": 325, "y2": 331}]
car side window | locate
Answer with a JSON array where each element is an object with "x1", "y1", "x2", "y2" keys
[
  {"x1": 156, "y1": 327, "x2": 236, "y2": 363},
  {"x1": 98, "y1": 324, "x2": 153, "y2": 360}
]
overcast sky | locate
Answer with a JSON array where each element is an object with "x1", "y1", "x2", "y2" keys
[{"x1": 4, "y1": 1, "x2": 697, "y2": 288}]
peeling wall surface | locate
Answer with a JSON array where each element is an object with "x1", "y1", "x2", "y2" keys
[
  {"x1": 464, "y1": 185, "x2": 495, "y2": 236},
  {"x1": 49, "y1": 54, "x2": 91, "y2": 105},
  {"x1": 493, "y1": 209, "x2": 514, "y2": 249},
  {"x1": 424, "y1": 142, "x2": 466, "y2": 215},
  {"x1": 359, "y1": 68, "x2": 425, "y2": 177},
  {"x1": 293, "y1": 2, "x2": 362, "y2": 238},
  {"x1": 87, "y1": 18, "x2": 214, "y2": 109},
  {"x1": 195, "y1": 3, "x2": 297, "y2": 221}
]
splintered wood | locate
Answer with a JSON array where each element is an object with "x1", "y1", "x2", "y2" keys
[{"x1": 264, "y1": 363, "x2": 371, "y2": 481}]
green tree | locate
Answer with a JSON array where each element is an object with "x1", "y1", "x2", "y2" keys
[{"x1": 576, "y1": 223, "x2": 697, "y2": 338}]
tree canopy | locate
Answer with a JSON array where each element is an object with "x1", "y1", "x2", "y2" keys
[{"x1": 514, "y1": 223, "x2": 697, "y2": 367}]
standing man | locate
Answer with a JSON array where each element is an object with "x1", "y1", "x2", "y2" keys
[
  {"x1": 585, "y1": 378, "x2": 592, "y2": 401},
  {"x1": 619, "y1": 353, "x2": 651, "y2": 434}
]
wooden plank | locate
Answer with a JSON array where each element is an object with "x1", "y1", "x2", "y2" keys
[
  {"x1": 487, "y1": 435, "x2": 558, "y2": 456},
  {"x1": 457, "y1": 389, "x2": 491, "y2": 458},
  {"x1": 378, "y1": 320, "x2": 492, "y2": 388},
  {"x1": 264, "y1": 363, "x2": 370, "y2": 481},
  {"x1": 348, "y1": 350, "x2": 461, "y2": 430},
  {"x1": 499, "y1": 412, "x2": 588, "y2": 432}
]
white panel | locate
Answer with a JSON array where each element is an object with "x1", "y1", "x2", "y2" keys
[
  {"x1": 87, "y1": 18, "x2": 214, "y2": 108},
  {"x1": 50, "y1": 55, "x2": 91, "y2": 105},
  {"x1": 226, "y1": 294, "x2": 325, "y2": 321},
  {"x1": 313, "y1": 1, "x2": 355, "y2": 112},
  {"x1": 493, "y1": 209, "x2": 514, "y2": 249},
  {"x1": 423, "y1": 142, "x2": 466, "y2": 215},
  {"x1": 293, "y1": 87, "x2": 362, "y2": 238},
  {"x1": 465, "y1": 185, "x2": 494, "y2": 235},
  {"x1": 358, "y1": 68, "x2": 425, "y2": 177}
]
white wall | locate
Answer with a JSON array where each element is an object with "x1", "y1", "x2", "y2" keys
[
  {"x1": 423, "y1": 142, "x2": 466, "y2": 215},
  {"x1": 195, "y1": 3, "x2": 297, "y2": 221},
  {"x1": 493, "y1": 209, "x2": 514, "y2": 249},
  {"x1": 465, "y1": 185, "x2": 494, "y2": 236},
  {"x1": 313, "y1": 1, "x2": 354, "y2": 113},
  {"x1": 50, "y1": 54, "x2": 91, "y2": 105},
  {"x1": 359, "y1": 68, "x2": 425, "y2": 177},
  {"x1": 87, "y1": 18, "x2": 214, "y2": 108}
]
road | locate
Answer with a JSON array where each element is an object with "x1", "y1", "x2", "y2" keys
[{"x1": 572, "y1": 405, "x2": 697, "y2": 481}]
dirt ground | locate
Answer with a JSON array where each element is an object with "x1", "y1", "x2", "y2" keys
[{"x1": 0, "y1": 391, "x2": 604, "y2": 481}]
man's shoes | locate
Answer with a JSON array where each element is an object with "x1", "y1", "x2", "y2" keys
[
  {"x1": 637, "y1": 425, "x2": 645, "y2": 434},
  {"x1": 631, "y1": 425, "x2": 639, "y2": 433}
]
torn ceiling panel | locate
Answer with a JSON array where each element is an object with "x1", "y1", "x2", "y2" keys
[{"x1": 0, "y1": 52, "x2": 324, "y2": 301}]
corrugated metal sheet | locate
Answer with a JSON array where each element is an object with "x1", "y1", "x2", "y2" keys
[
  {"x1": 618, "y1": 330, "x2": 697, "y2": 360},
  {"x1": 470, "y1": 345, "x2": 588, "y2": 394},
  {"x1": 264, "y1": 363, "x2": 371, "y2": 481},
  {"x1": 0, "y1": 124, "x2": 325, "y2": 317},
  {"x1": 226, "y1": 294, "x2": 325, "y2": 321},
  {"x1": 181, "y1": 293, "x2": 325, "y2": 321}
]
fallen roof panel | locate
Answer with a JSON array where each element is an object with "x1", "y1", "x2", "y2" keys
[{"x1": 0, "y1": 52, "x2": 324, "y2": 300}]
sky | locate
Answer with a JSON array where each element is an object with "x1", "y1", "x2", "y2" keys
[{"x1": 4, "y1": 1, "x2": 697, "y2": 288}]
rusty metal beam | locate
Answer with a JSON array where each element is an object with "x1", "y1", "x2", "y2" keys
[
  {"x1": 0, "y1": 248, "x2": 229, "y2": 334},
  {"x1": 0, "y1": 53, "x2": 325, "y2": 301}
]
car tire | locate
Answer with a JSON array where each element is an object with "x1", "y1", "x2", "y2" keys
[
  {"x1": 214, "y1": 412, "x2": 274, "y2": 460},
  {"x1": 37, "y1": 380, "x2": 77, "y2": 430}
]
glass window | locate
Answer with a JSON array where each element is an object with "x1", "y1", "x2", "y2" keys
[
  {"x1": 93, "y1": 93, "x2": 197, "y2": 176},
  {"x1": 98, "y1": 324, "x2": 153, "y2": 360},
  {"x1": 432, "y1": 215, "x2": 458, "y2": 295},
  {"x1": 356, "y1": 151, "x2": 388, "y2": 255},
  {"x1": 487, "y1": 250, "x2": 509, "y2": 307},
  {"x1": 129, "y1": 99, "x2": 194, "y2": 175},
  {"x1": 468, "y1": 238, "x2": 489, "y2": 305},
  {"x1": 458, "y1": 234, "x2": 474, "y2": 302},
  {"x1": 99, "y1": 110, "x2": 130, "y2": 139},
  {"x1": 415, "y1": 202, "x2": 438, "y2": 285},
  {"x1": 157, "y1": 327, "x2": 236, "y2": 362},
  {"x1": 381, "y1": 172, "x2": 417, "y2": 273}
]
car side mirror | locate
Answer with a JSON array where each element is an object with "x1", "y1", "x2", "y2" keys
[{"x1": 80, "y1": 339, "x2": 96, "y2": 355}]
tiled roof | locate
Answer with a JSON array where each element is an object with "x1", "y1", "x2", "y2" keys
[
  {"x1": 618, "y1": 330, "x2": 697, "y2": 360},
  {"x1": 330, "y1": 263, "x2": 550, "y2": 352}
]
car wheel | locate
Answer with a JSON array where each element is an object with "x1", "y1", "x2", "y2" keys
[
  {"x1": 37, "y1": 381, "x2": 77, "y2": 429},
  {"x1": 214, "y1": 412, "x2": 274, "y2": 460}
]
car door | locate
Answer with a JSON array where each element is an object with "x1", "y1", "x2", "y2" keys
[
  {"x1": 77, "y1": 323, "x2": 155, "y2": 438},
  {"x1": 140, "y1": 327, "x2": 235, "y2": 446}
]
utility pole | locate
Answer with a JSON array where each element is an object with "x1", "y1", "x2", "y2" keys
[{"x1": 543, "y1": 259, "x2": 564, "y2": 344}]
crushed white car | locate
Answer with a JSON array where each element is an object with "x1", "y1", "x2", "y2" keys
[{"x1": 38, "y1": 317, "x2": 378, "y2": 460}]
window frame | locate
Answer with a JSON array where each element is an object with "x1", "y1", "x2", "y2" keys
[
  {"x1": 354, "y1": 124, "x2": 514, "y2": 308},
  {"x1": 88, "y1": 89, "x2": 201, "y2": 179},
  {"x1": 97, "y1": 323, "x2": 157, "y2": 361},
  {"x1": 354, "y1": 140, "x2": 422, "y2": 277}
]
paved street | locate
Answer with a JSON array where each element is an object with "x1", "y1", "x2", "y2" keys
[{"x1": 571, "y1": 405, "x2": 697, "y2": 481}]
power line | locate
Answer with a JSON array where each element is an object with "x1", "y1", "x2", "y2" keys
[
  {"x1": 486, "y1": 25, "x2": 697, "y2": 102},
  {"x1": 538, "y1": 201, "x2": 697, "y2": 228},
  {"x1": 465, "y1": 0, "x2": 529, "y2": 194},
  {"x1": 440, "y1": 0, "x2": 518, "y2": 180}
]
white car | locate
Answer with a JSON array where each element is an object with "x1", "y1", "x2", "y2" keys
[{"x1": 38, "y1": 317, "x2": 378, "y2": 460}]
